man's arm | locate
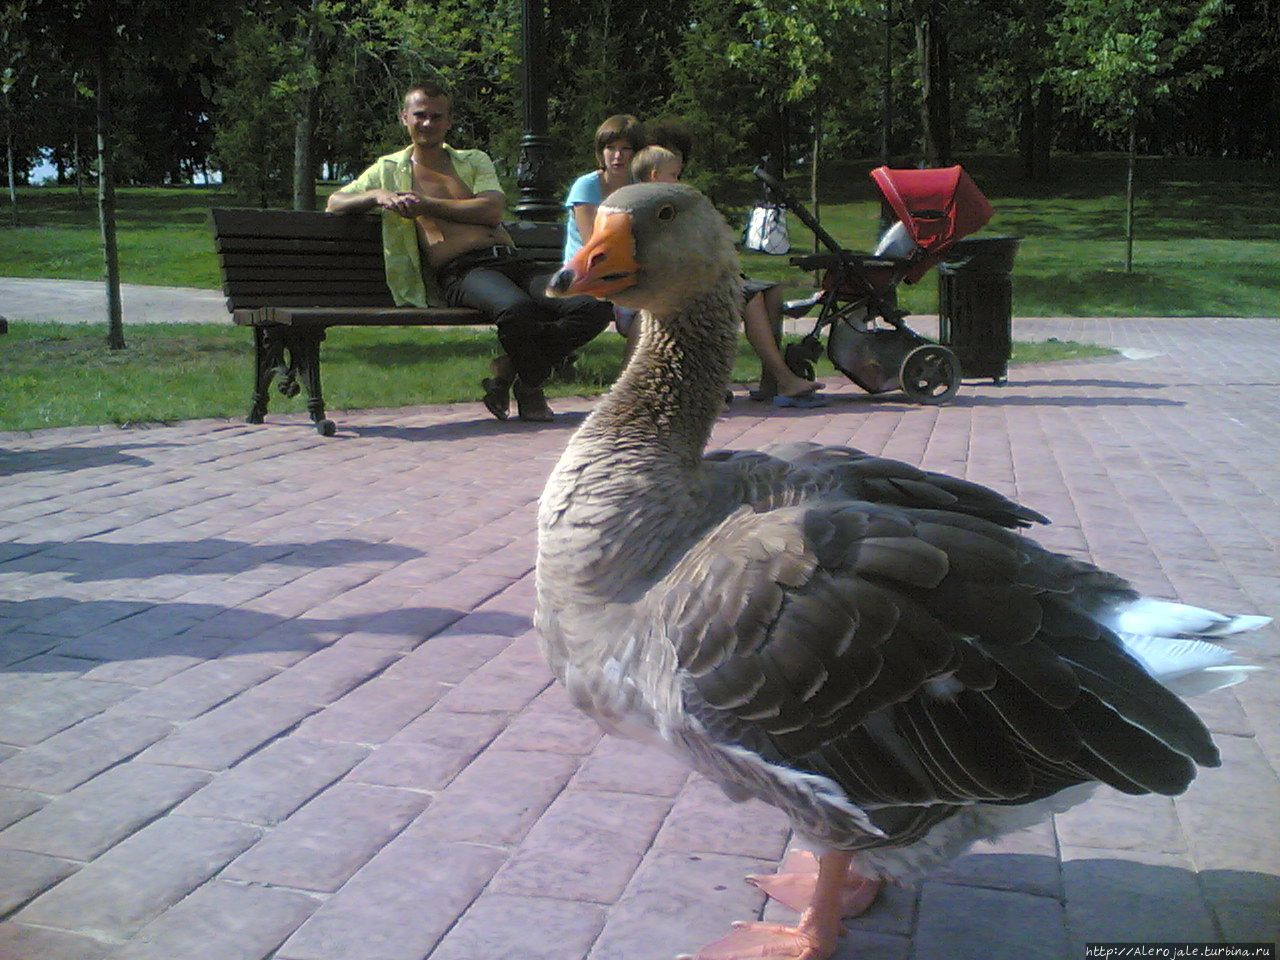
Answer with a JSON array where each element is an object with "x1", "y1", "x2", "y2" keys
[
  {"x1": 325, "y1": 188, "x2": 403, "y2": 215},
  {"x1": 408, "y1": 190, "x2": 505, "y2": 227}
]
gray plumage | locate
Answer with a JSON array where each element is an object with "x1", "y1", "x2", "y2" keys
[{"x1": 536, "y1": 182, "x2": 1269, "y2": 880}]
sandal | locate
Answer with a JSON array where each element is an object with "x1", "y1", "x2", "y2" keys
[
  {"x1": 773, "y1": 392, "x2": 830, "y2": 409},
  {"x1": 513, "y1": 380, "x2": 555, "y2": 422},
  {"x1": 481, "y1": 377, "x2": 512, "y2": 421}
]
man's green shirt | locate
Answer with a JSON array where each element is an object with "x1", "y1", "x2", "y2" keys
[{"x1": 336, "y1": 144, "x2": 503, "y2": 307}]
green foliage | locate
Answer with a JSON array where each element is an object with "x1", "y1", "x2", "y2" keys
[
  {"x1": 212, "y1": 14, "x2": 297, "y2": 206},
  {"x1": 1052, "y1": 0, "x2": 1225, "y2": 134}
]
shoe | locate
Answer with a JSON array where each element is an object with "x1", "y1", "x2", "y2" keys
[
  {"x1": 773, "y1": 392, "x2": 830, "y2": 409},
  {"x1": 480, "y1": 377, "x2": 512, "y2": 420},
  {"x1": 513, "y1": 381, "x2": 554, "y2": 422}
]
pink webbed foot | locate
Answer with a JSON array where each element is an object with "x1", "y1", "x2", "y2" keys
[
  {"x1": 679, "y1": 919, "x2": 838, "y2": 960},
  {"x1": 746, "y1": 850, "x2": 882, "y2": 918}
]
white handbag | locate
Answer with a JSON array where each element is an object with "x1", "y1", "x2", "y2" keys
[{"x1": 743, "y1": 203, "x2": 790, "y2": 255}]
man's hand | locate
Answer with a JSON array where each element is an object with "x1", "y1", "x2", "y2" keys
[{"x1": 375, "y1": 190, "x2": 426, "y2": 218}]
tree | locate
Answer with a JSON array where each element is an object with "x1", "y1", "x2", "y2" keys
[
  {"x1": 1053, "y1": 0, "x2": 1224, "y2": 271},
  {"x1": 21, "y1": 0, "x2": 220, "y2": 348}
]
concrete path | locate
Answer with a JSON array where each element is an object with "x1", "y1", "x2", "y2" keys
[
  {"x1": 0, "y1": 317, "x2": 1277, "y2": 960},
  {"x1": 0, "y1": 278, "x2": 229, "y2": 326}
]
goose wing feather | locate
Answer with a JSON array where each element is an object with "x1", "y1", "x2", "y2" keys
[
  {"x1": 650, "y1": 498, "x2": 1219, "y2": 839},
  {"x1": 707, "y1": 442, "x2": 1049, "y2": 528}
]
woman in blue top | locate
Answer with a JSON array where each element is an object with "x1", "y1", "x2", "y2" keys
[{"x1": 563, "y1": 114, "x2": 646, "y2": 262}]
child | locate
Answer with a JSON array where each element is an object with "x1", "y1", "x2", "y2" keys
[
  {"x1": 631, "y1": 141, "x2": 826, "y2": 406},
  {"x1": 631, "y1": 145, "x2": 683, "y2": 185}
]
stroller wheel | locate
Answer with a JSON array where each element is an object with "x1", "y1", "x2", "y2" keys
[
  {"x1": 785, "y1": 338, "x2": 822, "y2": 380},
  {"x1": 899, "y1": 345, "x2": 960, "y2": 405}
]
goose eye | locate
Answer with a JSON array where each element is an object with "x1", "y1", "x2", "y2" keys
[{"x1": 656, "y1": 204, "x2": 676, "y2": 222}]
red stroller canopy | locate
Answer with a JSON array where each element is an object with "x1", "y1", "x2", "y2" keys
[{"x1": 869, "y1": 165, "x2": 994, "y2": 282}]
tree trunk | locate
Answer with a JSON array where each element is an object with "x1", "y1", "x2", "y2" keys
[
  {"x1": 292, "y1": 0, "x2": 321, "y2": 211},
  {"x1": 4, "y1": 96, "x2": 17, "y2": 227},
  {"x1": 1032, "y1": 81, "x2": 1053, "y2": 179},
  {"x1": 879, "y1": 0, "x2": 895, "y2": 232},
  {"x1": 74, "y1": 122, "x2": 85, "y2": 203},
  {"x1": 96, "y1": 54, "x2": 125, "y2": 350},
  {"x1": 1018, "y1": 82, "x2": 1034, "y2": 178},
  {"x1": 880, "y1": 0, "x2": 892, "y2": 166},
  {"x1": 1124, "y1": 116, "x2": 1136, "y2": 274},
  {"x1": 915, "y1": 0, "x2": 950, "y2": 166}
]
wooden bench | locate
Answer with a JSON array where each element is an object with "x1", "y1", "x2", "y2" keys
[{"x1": 209, "y1": 208, "x2": 565, "y2": 435}]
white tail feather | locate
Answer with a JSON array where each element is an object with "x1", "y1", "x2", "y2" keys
[
  {"x1": 1110, "y1": 599, "x2": 1271, "y2": 698},
  {"x1": 1111, "y1": 598, "x2": 1272, "y2": 638}
]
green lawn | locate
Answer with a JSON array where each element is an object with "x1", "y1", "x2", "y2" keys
[
  {"x1": 1, "y1": 153, "x2": 1276, "y2": 316},
  {"x1": 0, "y1": 322, "x2": 1112, "y2": 432}
]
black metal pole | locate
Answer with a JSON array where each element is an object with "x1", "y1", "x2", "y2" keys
[{"x1": 514, "y1": 0, "x2": 559, "y2": 221}]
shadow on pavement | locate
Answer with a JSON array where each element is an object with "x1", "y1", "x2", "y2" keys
[
  {"x1": 0, "y1": 441, "x2": 180, "y2": 477},
  {"x1": 349, "y1": 409, "x2": 588, "y2": 442},
  {"x1": 0, "y1": 596, "x2": 532, "y2": 672}
]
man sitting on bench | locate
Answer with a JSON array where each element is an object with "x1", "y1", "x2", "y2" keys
[{"x1": 327, "y1": 81, "x2": 611, "y2": 422}]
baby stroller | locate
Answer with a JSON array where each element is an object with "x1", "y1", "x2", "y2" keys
[{"x1": 752, "y1": 163, "x2": 993, "y2": 404}]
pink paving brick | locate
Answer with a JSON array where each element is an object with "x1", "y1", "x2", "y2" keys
[
  {"x1": 14, "y1": 816, "x2": 259, "y2": 940},
  {"x1": 490, "y1": 683, "x2": 603, "y2": 755},
  {"x1": 0, "y1": 763, "x2": 210, "y2": 861},
  {"x1": 137, "y1": 687, "x2": 319, "y2": 770},
  {"x1": 430, "y1": 892, "x2": 605, "y2": 960},
  {"x1": 110, "y1": 660, "x2": 276, "y2": 721},
  {"x1": 0, "y1": 923, "x2": 113, "y2": 960},
  {"x1": 913, "y1": 883, "x2": 1068, "y2": 960},
  {"x1": 0, "y1": 714, "x2": 173, "y2": 793},
  {"x1": 405, "y1": 748, "x2": 578, "y2": 845},
  {"x1": 1059, "y1": 847, "x2": 1217, "y2": 950},
  {"x1": 490, "y1": 789, "x2": 672, "y2": 903},
  {"x1": 295, "y1": 675, "x2": 449, "y2": 743},
  {"x1": 349, "y1": 709, "x2": 509, "y2": 790},
  {"x1": 175, "y1": 736, "x2": 368, "y2": 825},
  {"x1": 276, "y1": 838, "x2": 507, "y2": 960},
  {"x1": 586, "y1": 849, "x2": 773, "y2": 960},
  {"x1": 1053, "y1": 790, "x2": 1187, "y2": 854},
  {"x1": 654, "y1": 773, "x2": 792, "y2": 861},
  {"x1": 571, "y1": 734, "x2": 692, "y2": 797},
  {"x1": 0, "y1": 786, "x2": 44, "y2": 831},
  {"x1": 379, "y1": 630, "x2": 514, "y2": 683},
  {"x1": 109, "y1": 880, "x2": 320, "y2": 960},
  {"x1": 0, "y1": 848, "x2": 80, "y2": 915},
  {"x1": 221, "y1": 782, "x2": 428, "y2": 892},
  {"x1": 930, "y1": 819, "x2": 1062, "y2": 897},
  {"x1": 0, "y1": 679, "x2": 138, "y2": 746}
]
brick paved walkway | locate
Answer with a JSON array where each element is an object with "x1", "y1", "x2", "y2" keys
[{"x1": 1, "y1": 317, "x2": 1277, "y2": 960}]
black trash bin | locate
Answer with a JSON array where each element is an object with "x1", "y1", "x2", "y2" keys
[{"x1": 937, "y1": 236, "x2": 1020, "y2": 384}]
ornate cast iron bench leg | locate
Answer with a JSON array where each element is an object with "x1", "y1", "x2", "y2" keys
[
  {"x1": 289, "y1": 327, "x2": 337, "y2": 436},
  {"x1": 248, "y1": 325, "x2": 286, "y2": 424}
]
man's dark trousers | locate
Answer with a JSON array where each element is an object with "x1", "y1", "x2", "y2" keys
[{"x1": 439, "y1": 250, "x2": 612, "y2": 387}]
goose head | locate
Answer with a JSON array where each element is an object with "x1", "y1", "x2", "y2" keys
[{"x1": 547, "y1": 182, "x2": 739, "y2": 319}]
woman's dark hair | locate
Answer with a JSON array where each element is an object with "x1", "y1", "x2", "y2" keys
[{"x1": 594, "y1": 115, "x2": 646, "y2": 167}]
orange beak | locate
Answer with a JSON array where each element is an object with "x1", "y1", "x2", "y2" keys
[{"x1": 546, "y1": 210, "x2": 640, "y2": 298}]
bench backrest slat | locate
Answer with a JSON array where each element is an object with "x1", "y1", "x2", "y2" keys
[{"x1": 210, "y1": 207, "x2": 566, "y2": 313}]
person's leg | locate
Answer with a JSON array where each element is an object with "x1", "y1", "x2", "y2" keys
[
  {"x1": 517, "y1": 267, "x2": 613, "y2": 369},
  {"x1": 441, "y1": 262, "x2": 556, "y2": 420},
  {"x1": 443, "y1": 264, "x2": 559, "y2": 385},
  {"x1": 744, "y1": 287, "x2": 824, "y2": 397}
]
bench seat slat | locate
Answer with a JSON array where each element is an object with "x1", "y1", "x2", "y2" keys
[
  {"x1": 223, "y1": 279, "x2": 393, "y2": 296},
  {"x1": 215, "y1": 236, "x2": 382, "y2": 256},
  {"x1": 226, "y1": 293, "x2": 398, "y2": 310},
  {"x1": 232, "y1": 306, "x2": 485, "y2": 327},
  {"x1": 219, "y1": 253, "x2": 386, "y2": 270},
  {"x1": 222, "y1": 267, "x2": 388, "y2": 283}
]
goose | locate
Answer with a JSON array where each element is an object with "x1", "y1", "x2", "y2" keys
[{"x1": 538, "y1": 182, "x2": 1270, "y2": 960}]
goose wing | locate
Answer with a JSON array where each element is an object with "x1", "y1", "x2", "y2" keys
[
  {"x1": 706, "y1": 443, "x2": 1049, "y2": 528},
  {"x1": 652, "y1": 499, "x2": 1219, "y2": 840}
]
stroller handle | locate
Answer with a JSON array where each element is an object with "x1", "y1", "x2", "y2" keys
[
  {"x1": 751, "y1": 163, "x2": 904, "y2": 327},
  {"x1": 752, "y1": 165, "x2": 851, "y2": 259}
]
